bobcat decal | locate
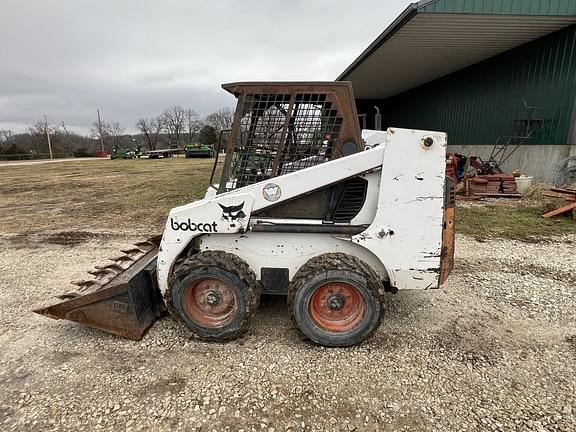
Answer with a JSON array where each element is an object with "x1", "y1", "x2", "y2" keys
[
  {"x1": 219, "y1": 202, "x2": 246, "y2": 228},
  {"x1": 263, "y1": 183, "x2": 281, "y2": 202}
]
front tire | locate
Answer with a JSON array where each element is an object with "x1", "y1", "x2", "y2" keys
[
  {"x1": 289, "y1": 253, "x2": 383, "y2": 347},
  {"x1": 167, "y1": 251, "x2": 259, "y2": 341}
]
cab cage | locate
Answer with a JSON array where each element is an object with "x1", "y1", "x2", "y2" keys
[{"x1": 216, "y1": 82, "x2": 364, "y2": 193}]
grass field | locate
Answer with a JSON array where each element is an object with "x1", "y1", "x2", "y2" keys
[
  {"x1": 0, "y1": 157, "x2": 219, "y2": 236},
  {"x1": 1, "y1": 157, "x2": 575, "y2": 239},
  {"x1": 457, "y1": 202, "x2": 576, "y2": 240}
]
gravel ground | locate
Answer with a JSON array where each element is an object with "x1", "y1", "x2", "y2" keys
[{"x1": 0, "y1": 232, "x2": 575, "y2": 432}]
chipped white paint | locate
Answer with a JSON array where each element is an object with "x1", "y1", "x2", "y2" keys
[
  {"x1": 352, "y1": 128, "x2": 447, "y2": 290},
  {"x1": 198, "y1": 233, "x2": 388, "y2": 282}
]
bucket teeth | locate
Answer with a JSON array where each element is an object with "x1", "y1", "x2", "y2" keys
[
  {"x1": 88, "y1": 268, "x2": 119, "y2": 278},
  {"x1": 59, "y1": 237, "x2": 157, "y2": 301},
  {"x1": 134, "y1": 241, "x2": 155, "y2": 252},
  {"x1": 71, "y1": 280, "x2": 102, "y2": 289},
  {"x1": 58, "y1": 293, "x2": 79, "y2": 300},
  {"x1": 60, "y1": 280, "x2": 103, "y2": 299},
  {"x1": 111, "y1": 256, "x2": 135, "y2": 263},
  {"x1": 121, "y1": 247, "x2": 146, "y2": 255},
  {"x1": 96, "y1": 263, "x2": 125, "y2": 273}
]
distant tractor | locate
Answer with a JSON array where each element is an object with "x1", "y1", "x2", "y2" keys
[
  {"x1": 184, "y1": 143, "x2": 215, "y2": 158},
  {"x1": 111, "y1": 144, "x2": 142, "y2": 160}
]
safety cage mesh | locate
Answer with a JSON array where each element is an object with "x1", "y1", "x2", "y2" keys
[{"x1": 221, "y1": 90, "x2": 349, "y2": 191}]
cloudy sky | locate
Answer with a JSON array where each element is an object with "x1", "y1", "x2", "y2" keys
[{"x1": 0, "y1": 0, "x2": 412, "y2": 134}]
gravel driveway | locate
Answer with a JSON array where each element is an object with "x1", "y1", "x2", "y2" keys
[{"x1": 1, "y1": 233, "x2": 575, "y2": 431}]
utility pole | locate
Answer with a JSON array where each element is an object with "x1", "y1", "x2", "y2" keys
[
  {"x1": 97, "y1": 109, "x2": 105, "y2": 151},
  {"x1": 44, "y1": 115, "x2": 53, "y2": 159}
]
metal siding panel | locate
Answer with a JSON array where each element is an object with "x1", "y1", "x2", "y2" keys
[
  {"x1": 420, "y1": 0, "x2": 576, "y2": 15},
  {"x1": 357, "y1": 25, "x2": 576, "y2": 145}
]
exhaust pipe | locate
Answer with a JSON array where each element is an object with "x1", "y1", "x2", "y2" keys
[{"x1": 374, "y1": 106, "x2": 382, "y2": 131}]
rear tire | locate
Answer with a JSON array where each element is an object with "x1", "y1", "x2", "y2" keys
[
  {"x1": 288, "y1": 253, "x2": 383, "y2": 347},
  {"x1": 166, "y1": 251, "x2": 259, "y2": 341}
]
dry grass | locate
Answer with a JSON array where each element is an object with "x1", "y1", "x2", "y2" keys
[
  {"x1": 456, "y1": 198, "x2": 576, "y2": 241},
  {"x1": 0, "y1": 157, "x2": 220, "y2": 235},
  {"x1": 1, "y1": 159, "x2": 575, "y2": 240}
]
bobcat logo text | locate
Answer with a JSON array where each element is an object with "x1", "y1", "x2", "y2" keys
[{"x1": 170, "y1": 219, "x2": 218, "y2": 233}]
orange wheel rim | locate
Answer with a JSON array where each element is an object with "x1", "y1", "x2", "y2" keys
[
  {"x1": 182, "y1": 277, "x2": 238, "y2": 328},
  {"x1": 309, "y1": 282, "x2": 366, "y2": 333}
]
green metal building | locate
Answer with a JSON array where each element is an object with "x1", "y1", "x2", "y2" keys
[{"x1": 338, "y1": 0, "x2": 576, "y2": 178}]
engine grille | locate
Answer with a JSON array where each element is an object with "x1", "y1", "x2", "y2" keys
[{"x1": 331, "y1": 178, "x2": 368, "y2": 223}]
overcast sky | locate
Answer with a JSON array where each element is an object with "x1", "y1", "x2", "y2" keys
[{"x1": 0, "y1": 0, "x2": 413, "y2": 135}]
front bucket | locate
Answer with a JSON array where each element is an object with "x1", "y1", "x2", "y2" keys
[{"x1": 34, "y1": 248, "x2": 162, "y2": 340}]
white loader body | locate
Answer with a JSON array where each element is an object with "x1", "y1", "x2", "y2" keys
[
  {"x1": 35, "y1": 81, "x2": 453, "y2": 346},
  {"x1": 157, "y1": 128, "x2": 448, "y2": 295}
]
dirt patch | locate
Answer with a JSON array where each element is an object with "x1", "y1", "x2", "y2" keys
[
  {"x1": 44, "y1": 231, "x2": 111, "y2": 246},
  {"x1": 0, "y1": 406, "x2": 15, "y2": 424},
  {"x1": 49, "y1": 350, "x2": 84, "y2": 365},
  {"x1": 138, "y1": 377, "x2": 187, "y2": 397},
  {"x1": 566, "y1": 335, "x2": 576, "y2": 351},
  {"x1": 456, "y1": 257, "x2": 576, "y2": 285},
  {"x1": 5, "y1": 231, "x2": 115, "y2": 247},
  {"x1": 431, "y1": 314, "x2": 504, "y2": 366}
]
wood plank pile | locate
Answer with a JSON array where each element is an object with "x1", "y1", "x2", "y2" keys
[
  {"x1": 542, "y1": 187, "x2": 576, "y2": 219},
  {"x1": 465, "y1": 175, "x2": 521, "y2": 198}
]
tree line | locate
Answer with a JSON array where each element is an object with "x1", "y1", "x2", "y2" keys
[
  {"x1": 135, "y1": 106, "x2": 233, "y2": 151},
  {"x1": 0, "y1": 106, "x2": 234, "y2": 158}
]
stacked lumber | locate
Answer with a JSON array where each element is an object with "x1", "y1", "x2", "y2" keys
[
  {"x1": 542, "y1": 187, "x2": 576, "y2": 219},
  {"x1": 465, "y1": 175, "x2": 520, "y2": 198}
]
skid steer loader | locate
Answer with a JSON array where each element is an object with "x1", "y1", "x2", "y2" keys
[{"x1": 35, "y1": 82, "x2": 455, "y2": 347}]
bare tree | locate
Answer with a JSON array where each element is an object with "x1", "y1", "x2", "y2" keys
[
  {"x1": 136, "y1": 116, "x2": 164, "y2": 150},
  {"x1": 57, "y1": 121, "x2": 73, "y2": 153},
  {"x1": 30, "y1": 119, "x2": 56, "y2": 137},
  {"x1": 108, "y1": 122, "x2": 125, "y2": 146},
  {"x1": 29, "y1": 117, "x2": 56, "y2": 158},
  {"x1": 162, "y1": 106, "x2": 186, "y2": 145},
  {"x1": 59, "y1": 121, "x2": 70, "y2": 136},
  {"x1": 205, "y1": 107, "x2": 234, "y2": 132},
  {"x1": 0, "y1": 130, "x2": 15, "y2": 146},
  {"x1": 185, "y1": 109, "x2": 202, "y2": 142},
  {"x1": 90, "y1": 120, "x2": 109, "y2": 146},
  {"x1": 90, "y1": 120, "x2": 125, "y2": 148}
]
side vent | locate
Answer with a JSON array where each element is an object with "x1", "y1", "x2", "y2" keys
[{"x1": 331, "y1": 178, "x2": 368, "y2": 223}]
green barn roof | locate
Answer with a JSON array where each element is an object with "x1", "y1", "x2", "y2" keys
[{"x1": 338, "y1": 0, "x2": 576, "y2": 99}]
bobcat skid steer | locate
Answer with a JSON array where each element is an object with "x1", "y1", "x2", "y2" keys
[{"x1": 35, "y1": 82, "x2": 455, "y2": 347}]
